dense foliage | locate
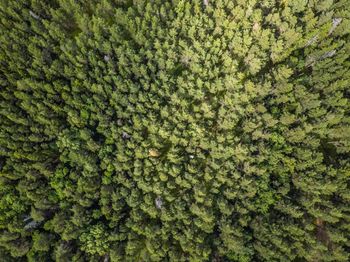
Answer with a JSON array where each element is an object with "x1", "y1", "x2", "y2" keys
[{"x1": 0, "y1": 0, "x2": 349, "y2": 261}]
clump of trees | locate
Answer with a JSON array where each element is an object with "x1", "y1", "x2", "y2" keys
[{"x1": 0, "y1": 0, "x2": 349, "y2": 261}]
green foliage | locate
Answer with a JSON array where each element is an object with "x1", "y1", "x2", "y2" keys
[
  {"x1": 79, "y1": 224, "x2": 110, "y2": 256},
  {"x1": 0, "y1": 0, "x2": 349, "y2": 261}
]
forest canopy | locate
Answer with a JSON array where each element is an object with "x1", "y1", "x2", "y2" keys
[{"x1": 0, "y1": 0, "x2": 349, "y2": 261}]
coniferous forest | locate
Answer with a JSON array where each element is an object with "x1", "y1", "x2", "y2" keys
[{"x1": 0, "y1": 0, "x2": 349, "y2": 261}]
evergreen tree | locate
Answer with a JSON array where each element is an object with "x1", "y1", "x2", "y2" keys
[{"x1": 0, "y1": 0, "x2": 349, "y2": 261}]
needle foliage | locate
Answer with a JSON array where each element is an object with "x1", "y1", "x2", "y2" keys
[{"x1": 0, "y1": 0, "x2": 349, "y2": 261}]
